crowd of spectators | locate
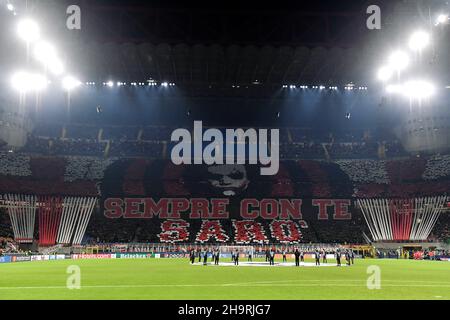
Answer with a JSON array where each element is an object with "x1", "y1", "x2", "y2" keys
[
  {"x1": 66, "y1": 125, "x2": 99, "y2": 140},
  {"x1": 19, "y1": 123, "x2": 412, "y2": 160},
  {"x1": 0, "y1": 211, "x2": 13, "y2": 239},
  {"x1": 64, "y1": 156, "x2": 116, "y2": 182},
  {"x1": 51, "y1": 139, "x2": 106, "y2": 156},
  {"x1": 141, "y1": 127, "x2": 175, "y2": 141},
  {"x1": 102, "y1": 126, "x2": 139, "y2": 141},
  {"x1": 327, "y1": 142, "x2": 378, "y2": 159},
  {"x1": 423, "y1": 155, "x2": 450, "y2": 180},
  {"x1": 280, "y1": 142, "x2": 324, "y2": 159},
  {"x1": 108, "y1": 141, "x2": 164, "y2": 158},
  {"x1": 431, "y1": 213, "x2": 450, "y2": 243},
  {"x1": 336, "y1": 159, "x2": 390, "y2": 184},
  {"x1": 0, "y1": 152, "x2": 31, "y2": 177},
  {"x1": 84, "y1": 218, "x2": 366, "y2": 245},
  {"x1": 21, "y1": 136, "x2": 50, "y2": 154}
]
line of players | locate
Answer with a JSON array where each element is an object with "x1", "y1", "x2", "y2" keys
[
  {"x1": 310, "y1": 248, "x2": 355, "y2": 266},
  {"x1": 189, "y1": 248, "x2": 355, "y2": 266}
]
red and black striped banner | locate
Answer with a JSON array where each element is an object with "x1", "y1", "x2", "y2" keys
[{"x1": 38, "y1": 196, "x2": 63, "y2": 246}]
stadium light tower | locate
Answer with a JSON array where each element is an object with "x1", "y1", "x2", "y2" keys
[
  {"x1": 11, "y1": 71, "x2": 47, "y2": 93},
  {"x1": 408, "y1": 31, "x2": 430, "y2": 52},
  {"x1": 17, "y1": 19, "x2": 40, "y2": 43}
]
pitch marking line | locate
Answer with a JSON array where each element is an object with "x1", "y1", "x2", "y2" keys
[{"x1": 1, "y1": 280, "x2": 450, "y2": 290}]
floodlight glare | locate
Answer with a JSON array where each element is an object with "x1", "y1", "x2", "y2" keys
[
  {"x1": 7, "y1": 3, "x2": 14, "y2": 11},
  {"x1": 388, "y1": 50, "x2": 409, "y2": 71},
  {"x1": 11, "y1": 71, "x2": 47, "y2": 93},
  {"x1": 34, "y1": 42, "x2": 57, "y2": 62},
  {"x1": 106, "y1": 81, "x2": 114, "y2": 87},
  {"x1": 62, "y1": 76, "x2": 81, "y2": 91},
  {"x1": 402, "y1": 80, "x2": 435, "y2": 99},
  {"x1": 436, "y1": 14, "x2": 448, "y2": 25},
  {"x1": 17, "y1": 19, "x2": 40, "y2": 43},
  {"x1": 377, "y1": 66, "x2": 393, "y2": 82},
  {"x1": 386, "y1": 84, "x2": 402, "y2": 94},
  {"x1": 33, "y1": 42, "x2": 65, "y2": 75},
  {"x1": 408, "y1": 31, "x2": 430, "y2": 51},
  {"x1": 161, "y1": 82, "x2": 169, "y2": 87}
]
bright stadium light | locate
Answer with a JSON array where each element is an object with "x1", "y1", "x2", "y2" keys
[
  {"x1": 388, "y1": 50, "x2": 409, "y2": 71},
  {"x1": 62, "y1": 76, "x2": 81, "y2": 91},
  {"x1": 402, "y1": 80, "x2": 435, "y2": 99},
  {"x1": 11, "y1": 71, "x2": 47, "y2": 93},
  {"x1": 17, "y1": 19, "x2": 40, "y2": 43},
  {"x1": 408, "y1": 31, "x2": 430, "y2": 51},
  {"x1": 161, "y1": 82, "x2": 169, "y2": 87},
  {"x1": 106, "y1": 81, "x2": 114, "y2": 87},
  {"x1": 377, "y1": 66, "x2": 393, "y2": 82},
  {"x1": 436, "y1": 14, "x2": 449, "y2": 25},
  {"x1": 7, "y1": 3, "x2": 14, "y2": 11}
]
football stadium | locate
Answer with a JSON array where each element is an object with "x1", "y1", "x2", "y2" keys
[{"x1": 0, "y1": 0, "x2": 450, "y2": 303}]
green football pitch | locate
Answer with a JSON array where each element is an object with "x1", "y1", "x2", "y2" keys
[{"x1": 0, "y1": 258, "x2": 449, "y2": 300}]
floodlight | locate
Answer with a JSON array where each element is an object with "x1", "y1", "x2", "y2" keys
[
  {"x1": 62, "y1": 76, "x2": 81, "y2": 91},
  {"x1": 161, "y1": 82, "x2": 169, "y2": 87},
  {"x1": 436, "y1": 14, "x2": 448, "y2": 25},
  {"x1": 408, "y1": 31, "x2": 430, "y2": 51},
  {"x1": 11, "y1": 71, "x2": 47, "y2": 93},
  {"x1": 17, "y1": 19, "x2": 40, "y2": 43},
  {"x1": 106, "y1": 81, "x2": 114, "y2": 87},
  {"x1": 388, "y1": 51, "x2": 409, "y2": 71},
  {"x1": 402, "y1": 80, "x2": 435, "y2": 99},
  {"x1": 7, "y1": 3, "x2": 14, "y2": 11}
]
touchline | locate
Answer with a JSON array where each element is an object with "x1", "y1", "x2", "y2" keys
[{"x1": 170, "y1": 121, "x2": 279, "y2": 176}]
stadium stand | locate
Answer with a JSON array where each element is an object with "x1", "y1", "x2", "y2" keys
[{"x1": 1, "y1": 138, "x2": 449, "y2": 245}]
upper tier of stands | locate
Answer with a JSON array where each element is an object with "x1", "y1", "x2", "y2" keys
[{"x1": 19, "y1": 123, "x2": 409, "y2": 160}]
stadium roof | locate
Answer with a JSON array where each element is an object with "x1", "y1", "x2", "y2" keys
[
  {"x1": 1, "y1": 0, "x2": 448, "y2": 91},
  {"x1": 66, "y1": 43, "x2": 368, "y2": 87}
]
